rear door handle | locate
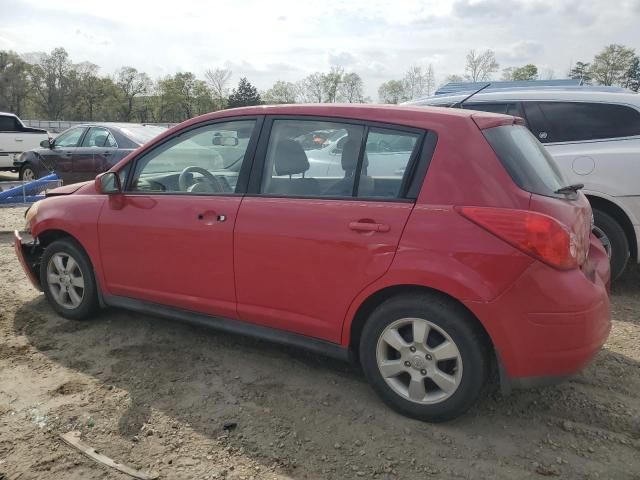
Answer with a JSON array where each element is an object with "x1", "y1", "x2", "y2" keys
[
  {"x1": 14, "y1": 138, "x2": 24, "y2": 142},
  {"x1": 349, "y1": 221, "x2": 390, "y2": 233}
]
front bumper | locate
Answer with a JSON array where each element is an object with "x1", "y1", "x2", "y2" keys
[
  {"x1": 468, "y1": 235, "x2": 612, "y2": 388},
  {"x1": 14, "y1": 230, "x2": 42, "y2": 290}
]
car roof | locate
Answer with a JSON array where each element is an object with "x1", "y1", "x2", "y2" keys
[
  {"x1": 408, "y1": 88, "x2": 640, "y2": 107},
  {"x1": 71, "y1": 122, "x2": 163, "y2": 130},
  {"x1": 0, "y1": 112, "x2": 18, "y2": 117},
  {"x1": 180, "y1": 103, "x2": 487, "y2": 132}
]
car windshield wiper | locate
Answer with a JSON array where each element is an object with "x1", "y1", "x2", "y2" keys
[{"x1": 554, "y1": 183, "x2": 584, "y2": 195}]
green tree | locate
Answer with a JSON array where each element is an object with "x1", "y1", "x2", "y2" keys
[
  {"x1": 29, "y1": 47, "x2": 73, "y2": 120},
  {"x1": 227, "y1": 77, "x2": 261, "y2": 108},
  {"x1": 115, "y1": 66, "x2": 152, "y2": 121},
  {"x1": 569, "y1": 61, "x2": 592, "y2": 83},
  {"x1": 378, "y1": 80, "x2": 406, "y2": 104},
  {"x1": 0, "y1": 50, "x2": 31, "y2": 116},
  {"x1": 72, "y1": 62, "x2": 109, "y2": 121},
  {"x1": 511, "y1": 64, "x2": 538, "y2": 81},
  {"x1": 589, "y1": 44, "x2": 636, "y2": 86},
  {"x1": 322, "y1": 66, "x2": 343, "y2": 103},
  {"x1": 263, "y1": 80, "x2": 297, "y2": 104},
  {"x1": 624, "y1": 56, "x2": 640, "y2": 92}
]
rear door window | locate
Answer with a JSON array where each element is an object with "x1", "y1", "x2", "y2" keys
[
  {"x1": 81, "y1": 127, "x2": 117, "y2": 148},
  {"x1": 523, "y1": 101, "x2": 640, "y2": 143},
  {"x1": 483, "y1": 124, "x2": 566, "y2": 198},
  {"x1": 359, "y1": 128, "x2": 420, "y2": 198}
]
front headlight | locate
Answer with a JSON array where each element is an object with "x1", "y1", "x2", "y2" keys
[{"x1": 24, "y1": 200, "x2": 41, "y2": 232}]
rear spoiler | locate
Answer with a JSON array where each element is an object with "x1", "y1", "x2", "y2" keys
[{"x1": 471, "y1": 112, "x2": 526, "y2": 130}]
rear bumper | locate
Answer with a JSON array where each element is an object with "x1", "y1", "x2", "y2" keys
[
  {"x1": 14, "y1": 230, "x2": 42, "y2": 290},
  {"x1": 468, "y1": 235, "x2": 611, "y2": 387}
]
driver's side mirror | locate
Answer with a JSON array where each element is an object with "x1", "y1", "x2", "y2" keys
[
  {"x1": 40, "y1": 138, "x2": 53, "y2": 149},
  {"x1": 95, "y1": 171, "x2": 121, "y2": 194}
]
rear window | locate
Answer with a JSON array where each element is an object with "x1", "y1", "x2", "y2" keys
[{"x1": 483, "y1": 125, "x2": 566, "y2": 198}]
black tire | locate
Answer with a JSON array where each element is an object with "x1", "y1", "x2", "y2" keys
[
  {"x1": 19, "y1": 163, "x2": 39, "y2": 182},
  {"x1": 359, "y1": 293, "x2": 489, "y2": 422},
  {"x1": 593, "y1": 209, "x2": 629, "y2": 282},
  {"x1": 40, "y1": 238, "x2": 99, "y2": 320}
]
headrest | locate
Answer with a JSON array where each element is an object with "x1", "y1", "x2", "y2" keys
[
  {"x1": 341, "y1": 138, "x2": 368, "y2": 173},
  {"x1": 273, "y1": 139, "x2": 310, "y2": 176}
]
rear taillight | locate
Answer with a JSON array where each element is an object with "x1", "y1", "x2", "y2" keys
[{"x1": 458, "y1": 207, "x2": 579, "y2": 270}]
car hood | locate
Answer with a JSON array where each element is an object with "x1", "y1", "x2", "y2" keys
[{"x1": 46, "y1": 181, "x2": 92, "y2": 197}]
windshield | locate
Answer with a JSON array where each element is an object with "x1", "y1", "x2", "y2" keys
[
  {"x1": 120, "y1": 125, "x2": 167, "y2": 145},
  {"x1": 483, "y1": 125, "x2": 566, "y2": 198}
]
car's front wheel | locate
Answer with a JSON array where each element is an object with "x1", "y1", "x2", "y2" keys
[
  {"x1": 359, "y1": 293, "x2": 489, "y2": 422},
  {"x1": 19, "y1": 163, "x2": 39, "y2": 182},
  {"x1": 40, "y1": 238, "x2": 99, "y2": 320}
]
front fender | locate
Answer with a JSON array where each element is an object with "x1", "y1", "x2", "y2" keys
[{"x1": 31, "y1": 194, "x2": 107, "y2": 293}]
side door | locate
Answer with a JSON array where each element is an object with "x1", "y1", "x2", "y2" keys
[
  {"x1": 79, "y1": 127, "x2": 119, "y2": 180},
  {"x1": 234, "y1": 117, "x2": 429, "y2": 343},
  {"x1": 0, "y1": 115, "x2": 22, "y2": 168},
  {"x1": 97, "y1": 117, "x2": 262, "y2": 318},
  {"x1": 45, "y1": 127, "x2": 87, "y2": 182}
]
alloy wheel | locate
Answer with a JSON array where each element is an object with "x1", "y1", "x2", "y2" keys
[
  {"x1": 376, "y1": 317, "x2": 463, "y2": 404},
  {"x1": 46, "y1": 252, "x2": 85, "y2": 309},
  {"x1": 22, "y1": 168, "x2": 35, "y2": 182}
]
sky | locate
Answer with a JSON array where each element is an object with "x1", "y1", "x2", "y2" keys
[{"x1": 1, "y1": 0, "x2": 639, "y2": 99}]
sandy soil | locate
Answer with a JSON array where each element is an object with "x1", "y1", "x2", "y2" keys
[{"x1": 0, "y1": 206, "x2": 639, "y2": 480}]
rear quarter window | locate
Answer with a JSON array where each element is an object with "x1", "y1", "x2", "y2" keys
[
  {"x1": 523, "y1": 101, "x2": 640, "y2": 143},
  {"x1": 483, "y1": 125, "x2": 566, "y2": 198}
]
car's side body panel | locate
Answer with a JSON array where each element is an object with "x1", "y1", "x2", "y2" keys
[
  {"x1": 234, "y1": 197, "x2": 414, "y2": 343},
  {"x1": 97, "y1": 194, "x2": 242, "y2": 319}
]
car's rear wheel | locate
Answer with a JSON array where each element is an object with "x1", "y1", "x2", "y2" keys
[
  {"x1": 40, "y1": 238, "x2": 98, "y2": 320},
  {"x1": 359, "y1": 293, "x2": 489, "y2": 422},
  {"x1": 592, "y1": 209, "x2": 629, "y2": 282},
  {"x1": 19, "y1": 163, "x2": 38, "y2": 182}
]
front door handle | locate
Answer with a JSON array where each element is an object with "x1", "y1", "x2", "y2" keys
[
  {"x1": 197, "y1": 212, "x2": 226, "y2": 223},
  {"x1": 349, "y1": 221, "x2": 390, "y2": 233}
]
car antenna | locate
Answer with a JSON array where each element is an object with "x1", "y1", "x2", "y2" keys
[{"x1": 451, "y1": 83, "x2": 492, "y2": 108}]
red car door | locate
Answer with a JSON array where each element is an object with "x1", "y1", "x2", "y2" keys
[
  {"x1": 98, "y1": 118, "x2": 261, "y2": 318},
  {"x1": 234, "y1": 117, "x2": 426, "y2": 343}
]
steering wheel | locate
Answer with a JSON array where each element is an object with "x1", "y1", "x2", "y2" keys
[{"x1": 178, "y1": 166, "x2": 223, "y2": 193}]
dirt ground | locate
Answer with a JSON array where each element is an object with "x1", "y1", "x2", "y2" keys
[{"x1": 0, "y1": 205, "x2": 638, "y2": 480}]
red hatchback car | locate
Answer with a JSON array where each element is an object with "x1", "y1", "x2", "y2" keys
[{"x1": 15, "y1": 105, "x2": 611, "y2": 422}]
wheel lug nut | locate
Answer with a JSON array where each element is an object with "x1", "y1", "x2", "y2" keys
[
  {"x1": 421, "y1": 369, "x2": 427, "y2": 375},
  {"x1": 425, "y1": 354, "x2": 432, "y2": 360},
  {"x1": 404, "y1": 361, "x2": 411, "y2": 367},
  {"x1": 409, "y1": 346, "x2": 416, "y2": 353}
]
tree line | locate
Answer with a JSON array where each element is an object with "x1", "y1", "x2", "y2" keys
[{"x1": 0, "y1": 44, "x2": 638, "y2": 123}]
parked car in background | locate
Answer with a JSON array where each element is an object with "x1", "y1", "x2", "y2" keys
[
  {"x1": 16, "y1": 123, "x2": 167, "y2": 184},
  {"x1": 408, "y1": 87, "x2": 640, "y2": 281},
  {"x1": 0, "y1": 112, "x2": 49, "y2": 173},
  {"x1": 15, "y1": 104, "x2": 610, "y2": 422}
]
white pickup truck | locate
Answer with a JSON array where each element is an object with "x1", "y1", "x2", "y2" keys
[{"x1": 0, "y1": 112, "x2": 49, "y2": 173}]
